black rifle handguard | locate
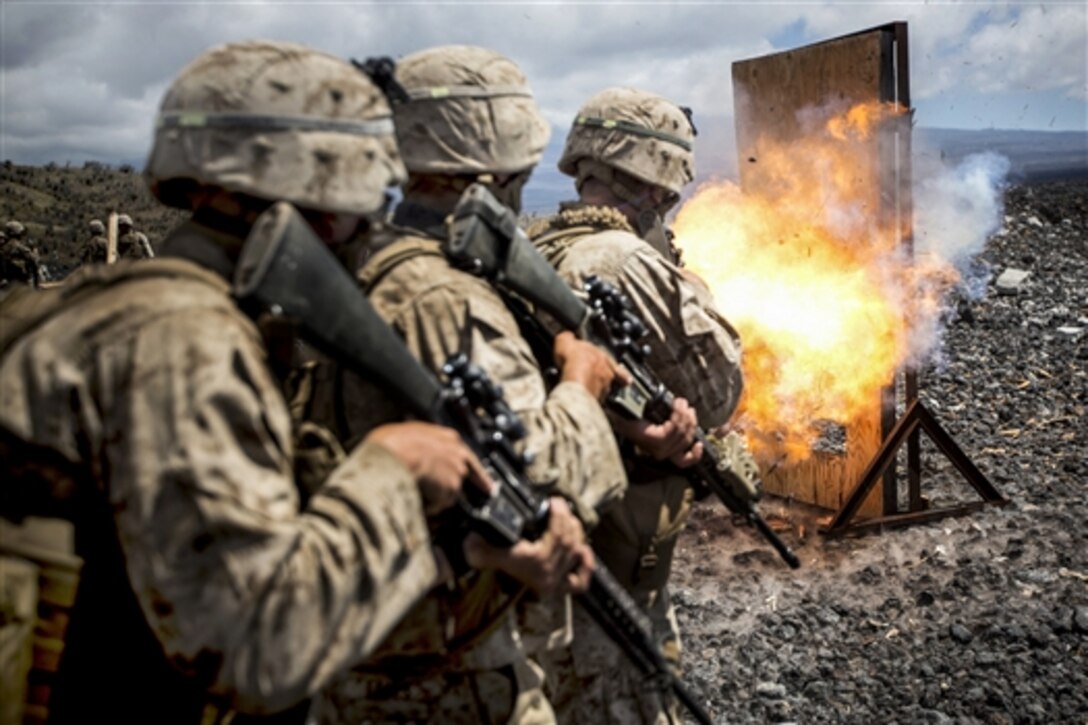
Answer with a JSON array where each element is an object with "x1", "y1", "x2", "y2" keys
[
  {"x1": 236, "y1": 201, "x2": 716, "y2": 724},
  {"x1": 446, "y1": 184, "x2": 801, "y2": 570}
]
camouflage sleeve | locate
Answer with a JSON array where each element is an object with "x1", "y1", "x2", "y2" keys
[
  {"x1": 110, "y1": 308, "x2": 437, "y2": 714},
  {"x1": 567, "y1": 231, "x2": 744, "y2": 428},
  {"x1": 395, "y1": 279, "x2": 626, "y2": 524}
]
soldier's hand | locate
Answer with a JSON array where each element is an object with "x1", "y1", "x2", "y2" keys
[
  {"x1": 553, "y1": 331, "x2": 630, "y2": 401},
  {"x1": 367, "y1": 422, "x2": 492, "y2": 515},
  {"x1": 616, "y1": 396, "x2": 703, "y2": 468},
  {"x1": 463, "y1": 497, "x2": 594, "y2": 596}
]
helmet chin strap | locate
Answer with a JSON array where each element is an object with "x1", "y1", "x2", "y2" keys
[
  {"x1": 572, "y1": 158, "x2": 682, "y2": 262},
  {"x1": 634, "y1": 208, "x2": 682, "y2": 266},
  {"x1": 477, "y1": 171, "x2": 530, "y2": 214}
]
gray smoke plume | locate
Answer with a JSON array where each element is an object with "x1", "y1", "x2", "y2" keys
[
  {"x1": 914, "y1": 150, "x2": 1011, "y2": 275},
  {"x1": 908, "y1": 149, "x2": 1011, "y2": 364}
]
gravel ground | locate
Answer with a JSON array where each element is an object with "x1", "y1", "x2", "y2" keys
[{"x1": 672, "y1": 181, "x2": 1088, "y2": 724}]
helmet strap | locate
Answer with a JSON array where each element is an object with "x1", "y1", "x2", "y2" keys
[
  {"x1": 478, "y1": 171, "x2": 531, "y2": 214},
  {"x1": 575, "y1": 159, "x2": 676, "y2": 222}
]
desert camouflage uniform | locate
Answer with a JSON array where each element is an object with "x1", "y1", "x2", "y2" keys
[
  {"x1": 527, "y1": 87, "x2": 744, "y2": 725},
  {"x1": 0, "y1": 41, "x2": 437, "y2": 721},
  {"x1": 81, "y1": 219, "x2": 108, "y2": 265},
  {"x1": 0, "y1": 249, "x2": 437, "y2": 721},
  {"x1": 118, "y1": 215, "x2": 155, "y2": 259},
  {"x1": 309, "y1": 45, "x2": 626, "y2": 725},
  {"x1": 308, "y1": 206, "x2": 626, "y2": 725},
  {"x1": 119, "y1": 231, "x2": 154, "y2": 259},
  {"x1": 1, "y1": 221, "x2": 40, "y2": 286}
]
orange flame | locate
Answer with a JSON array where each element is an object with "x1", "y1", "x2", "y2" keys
[{"x1": 674, "y1": 101, "x2": 951, "y2": 461}]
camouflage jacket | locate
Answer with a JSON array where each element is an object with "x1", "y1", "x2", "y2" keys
[
  {"x1": 0, "y1": 238, "x2": 40, "y2": 284},
  {"x1": 80, "y1": 235, "x2": 108, "y2": 265},
  {"x1": 119, "y1": 231, "x2": 154, "y2": 259},
  {"x1": 529, "y1": 203, "x2": 745, "y2": 594},
  {"x1": 530, "y1": 203, "x2": 743, "y2": 426},
  {"x1": 300, "y1": 203, "x2": 627, "y2": 524},
  {"x1": 303, "y1": 202, "x2": 626, "y2": 678},
  {"x1": 0, "y1": 222, "x2": 438, "y2": 717}
]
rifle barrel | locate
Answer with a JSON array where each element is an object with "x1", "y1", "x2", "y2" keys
[{"x1": 579, "y1": 566, "x2": 715, "y2": 725}]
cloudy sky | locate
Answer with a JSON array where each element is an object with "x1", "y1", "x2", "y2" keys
[{"x1": 2, "y1": 0, "x2": 1085, "y2": 209}]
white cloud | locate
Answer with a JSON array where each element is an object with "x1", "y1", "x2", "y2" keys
[
  {"x1": 1, "y1": 1, "x2": 1084, "y2": 167},
  {"x1": 960, "y1": 5, "x2": 1088, "y2": 100}
]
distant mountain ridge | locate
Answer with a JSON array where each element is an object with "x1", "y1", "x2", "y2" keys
[
  {"x1": 914, "y1": 127, "x2": 1088, "y2": 184},
  {"x1": 3, "y1": 125, "x2": 1083, "y2": 272},
  {"x1": 524, "y1": 124, "x2": 1088, "y2": 214}
]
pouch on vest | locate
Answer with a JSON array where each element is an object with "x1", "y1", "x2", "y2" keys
[{"x1": 590, "y1": 477, "x2": 693, "y2": 595}]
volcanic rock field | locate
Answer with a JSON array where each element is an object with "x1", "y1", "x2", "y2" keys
[{"x1": 673, "y1": 181, "x2": 1087, "y2": 724}]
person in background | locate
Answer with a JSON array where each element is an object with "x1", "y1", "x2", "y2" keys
[
  {"x1": 80, "y1": 219, "x2": 108, "y2": 265},
  {"x1": 116, "y1": 213, "x2": 154, "y2": 259},
  {"x1": 0, "y1": 220, "x2": 41, "y2": 287}
]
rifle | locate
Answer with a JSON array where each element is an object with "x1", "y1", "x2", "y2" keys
[
  {"x1": 446, "y1": 183, "x2": 801, "y2": 570},
  {"x1": 233, "y1": 201, "x2": 715, "y2": 725}
]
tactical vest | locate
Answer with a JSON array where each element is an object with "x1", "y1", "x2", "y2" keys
[
  {"x1": 285, "y1": 234, "x2": 447, "y2": 468},
  {"x1": 304, "y1": 231, "x2": 524, "y2": 672},
  {"x1": 0, "y1": 259, "x2": 231, "y2": 520},
  {"x1": 0, "y1": 260, "x2": 235, "y2": 724},
  {"x1": 527, "y1": 203, "x2": 636, "y2": 270},
  {"x1": 1, "y1": 257, "x2": 227, "y2": 356},
  {"x1": 529, "y1": 209, "x2": 694, "y2": 596},
  {"x1": 357, "y1": 233, "x2": 446, "y2": 293}
]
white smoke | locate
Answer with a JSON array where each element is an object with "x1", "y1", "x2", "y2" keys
[
  {"x1": 913, "y1": 150, "x2": 1011, "y2": 288},
  {"x1": 906, "y1": 150, "x2": 1011, "y2": 366}
]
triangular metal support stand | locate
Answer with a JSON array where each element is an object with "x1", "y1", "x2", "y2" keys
[{"x1": 822, "y1": 399, "x2": 1007, "y2": 535}]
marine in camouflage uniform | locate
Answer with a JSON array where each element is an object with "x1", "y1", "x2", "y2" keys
[
  {"x1": 81, "y1": 219, "x2": 108, "y2": 265},
  {"x1": 116, "y1": 214, "x2": 155, "y2": 259},
  {"x1": 1, "y1": 220, "x2": 41, "y2": 286},
  {"x1": 0, "y1": 40, "x2": 481, "y2": 723},
  {"x1": 527, "y1": 88, "x2": 745, "y2": 725},
  {"x1": 309, "y1": 47, "x2": 627, "y2": 725}
]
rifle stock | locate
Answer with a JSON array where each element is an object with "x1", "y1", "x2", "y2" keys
[
  {"x1": 447, "y1": 184, "x2": 800, "y2": 569},
  {"x1": 235, "y1": 201, "x2": 545, "y2": 548},
  {"x1": 234, "y1": 201, "x2": 716, "y2": 724}
]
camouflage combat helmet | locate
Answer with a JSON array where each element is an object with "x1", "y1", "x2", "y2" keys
[
  {"x1": 88, "y1": 219, "x2": 106, "y2": 235},
  {"x1": 5, "y1": 221, "x2": 26, "y2": 237},
  {"x1": 558, "y1": 87, "x2": 696, "y2": 206},
  {"x1": 117, "y1": 214, "x2": 133, "y2": 229},
  {"x1": 145, "y1": 40, "x2": 406, "y2": 215},
  {"x1": 391, "y1": 45, "x2": 550, "y2": 175}
]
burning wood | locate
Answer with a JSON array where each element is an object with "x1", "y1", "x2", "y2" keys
[{"x1": 673, "y1": 101, "x2": 1002, "y2": 488}]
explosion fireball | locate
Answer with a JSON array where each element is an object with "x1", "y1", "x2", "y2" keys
[{"x1": 674, "y1": 101, "x2": 969, "y2": 463}]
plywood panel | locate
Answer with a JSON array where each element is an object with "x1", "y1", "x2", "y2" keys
[
  {"x1": 732, "y1": 27, "x2": 898, "y2": 519},
  {"x1": 733, "y1": 31, "x2": 886, "y2": 194}
]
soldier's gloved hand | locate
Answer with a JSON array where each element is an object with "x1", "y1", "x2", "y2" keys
[
  {"x1": 616, "y1": 396, "x2": 704, "y2": 468},
  {"x1": 463, "y1": 497, "x2": 594, "y2": 596},
  {"x1": 553, "y1": 331, "x2": 631, "y2": 402},
  {"x1": 367, "y1": 422, "x2": 493, "y2": 515}
]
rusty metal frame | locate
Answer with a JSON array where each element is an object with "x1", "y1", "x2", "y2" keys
[
  {"x1": 733, "y1": 21, "x2": 1004, "y2": 533},
  {"x1": 822, "y1": 22, "x2": 1006, "y2": 534},
  {"x1": 823, "y1": 400, "x2": 1007, "y2": 534},
  {"x1": 878, "y1": 22, "x2": 907, "y2": 513}
]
